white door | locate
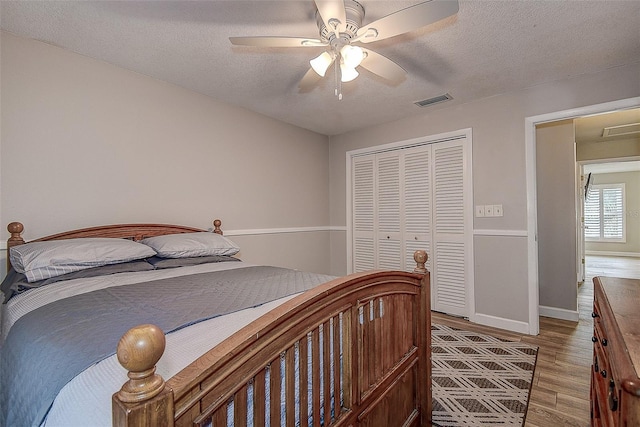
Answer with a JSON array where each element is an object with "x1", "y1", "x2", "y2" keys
[
  {"x1": 352, "y1": 147, "x2": 433, "y2": 273},
  {"x1": 352, "y1": 155, "x2": 376, "y2": 272},
  {"x1": 402, "y1": 146, "x2": 433, "y2": 273},
  {"x1": 349, "y1": 131, "x2": 473, "y2": 318},
  {"x1": 376, "y1": 152, "x2": 403, "y2": 270},
  {"x1": 431, "y1": 139, "x2": 471, "y2": 317}
]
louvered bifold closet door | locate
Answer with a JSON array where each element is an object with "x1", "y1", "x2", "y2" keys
[
  {"x1": 376, "y1": 152, "x2": 402, "y2": 270},
  {"x1": 403, "y1": 146, "x2": 432, "y2": 273},
  {"x1": 353, "y1": 155, "x2": 376, "y2": 272},
  {"x1": 432, "y1": 139, "x2": 469, "y2": 317}
]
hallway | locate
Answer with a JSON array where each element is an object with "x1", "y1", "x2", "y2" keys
[{"x1": 584, "y1": 254, "x2": 640, "y2": 282}]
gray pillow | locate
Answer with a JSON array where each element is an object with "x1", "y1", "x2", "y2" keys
[
  {"x1": 146, "y1": 255, "x2": 240, "y2": 269},
  {"x1": 1, "y1": 261, "x2": 155, "y2": 302},
  {"x1": 10, "y1": 238, "x2": 157, "y2": 282},
  {"x1": 140, "y1": 232, "x2": 240, "y2": 258}
]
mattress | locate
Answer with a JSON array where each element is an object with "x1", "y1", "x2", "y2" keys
[{"x1": 0, "y1": 260, "x2": 334, "y2": 427}]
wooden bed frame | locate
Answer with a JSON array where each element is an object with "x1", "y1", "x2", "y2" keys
[{"x1": 5, "y1": 220, "x2": 432, "y2": 427}]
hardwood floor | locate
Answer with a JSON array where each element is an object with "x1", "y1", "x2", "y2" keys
[{"x1": 432, "y1": 255, "x2": 640, "y2": 427}]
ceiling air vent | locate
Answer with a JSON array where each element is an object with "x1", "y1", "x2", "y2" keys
[
  {"x1": 414, "y1": 93, "x2": 452, "y2": 108},
  {"x1": 602, "y1": 122, "x2": 640, "y2": 137}
]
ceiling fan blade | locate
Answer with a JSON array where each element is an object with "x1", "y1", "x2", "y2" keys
[
  {"x1": 314, "y1": 0, "x2": 347, "y2": 35},
  {"x1": 354, "y1": 0, "x2": 459, "y2": 44},
  {"x1": 299, "y1": 68, "x2": 323, "y2": 92},
  {"x1": 229, "y1": 37, "x2": 327, "y2": 48},
  {"x1": 359, "y1": 48, "x2": 407, "y2": 84}
]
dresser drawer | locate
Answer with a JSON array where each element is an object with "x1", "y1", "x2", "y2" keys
[
  {"x1": 591, "y1": 277, "x2": 640, "y2": 427},
  {"x1": 592, "y1": 305, "x2": 617, "y2": 426}
]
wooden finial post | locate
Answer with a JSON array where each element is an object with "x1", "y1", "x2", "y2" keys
[
  {"x1": 413, "y1": 250, "x2": 428, "y2": 274},
  {"x1": 213, "y1": 219, "x2": 223, "y2": 235},
  {"x1": 116, "y1": 324, "x2": 166, "y2": 403},
  {"x1": 6, "y1": 222, "x2": 25, "y2": 271},
  {"x1": 7, "y1": 222, "x2": 24, "y2": 246},
  {"x1": 113, "y1": 324, "x2": 174, "y2": 427}
]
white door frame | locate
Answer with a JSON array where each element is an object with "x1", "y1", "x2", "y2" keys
[
  {"x1": 524, "y1": 96, "x2": 640, "y2": 335},
  {"x1": 577, "y1": 164, "x2": 586, "y2": 285}
]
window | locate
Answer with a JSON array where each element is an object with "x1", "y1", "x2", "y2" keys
[{"x1": 584, "y1": 183, "x2": 625, "y2": 242}]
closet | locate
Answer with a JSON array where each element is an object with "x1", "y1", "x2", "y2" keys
[{"x1": 348, "y1": 131, "x2": 473, "y2": 317}]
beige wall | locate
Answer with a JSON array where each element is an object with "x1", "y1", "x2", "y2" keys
[
  {"x1": 585, "y1": 170, "x2": 640, "y2": 255},
  {"x1": 535, "y1": 120, "x2": 578, "y2": 312},
  {"x1": 577, "y1": 137, "x2": 640, "y2": 161},
  {"x1": 2, "y1": 30, "x2": 640, "y2": 330},
  {"x1": 329, "y1": 62, "x2": 640, "y2": 327},
  {"x1": 0, "y1": 32, "x2": 332, "y2": 275}
]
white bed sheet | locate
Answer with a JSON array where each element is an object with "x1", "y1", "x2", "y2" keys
[
  {"x1": 0, "y1": 261, "x2": 300, "y2": 427},
  {"x1": 44, "y1": 293, "x2": 297, "y2": 427}
]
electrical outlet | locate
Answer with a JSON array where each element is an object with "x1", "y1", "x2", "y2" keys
[
  {"x1": 485, "y1": 205, "x2": 494, "y2": 217},
  {"x1": 494, "y1": 204, "x2": 503, "y2": 217},
  {"x1": 475, "y1": 205, "x2": 485, "y2": 217}
]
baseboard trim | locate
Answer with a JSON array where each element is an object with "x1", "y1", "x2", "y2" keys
[
  {"x1": 472, "y1": 313, "x2": 533, "y2": 335},
  {"x1": 539, "y1": 305, "x2": 580, "y2": 322}
]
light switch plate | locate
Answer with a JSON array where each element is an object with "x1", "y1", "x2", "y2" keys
[
  {"x1": 485, "y1": 205, "x2": 494, "y2": 217},
  {"x1": 494, "y1": 204, "x2": 503, "y2": 217},
  {"x1": 475, "y1": 205, "x2": 485, "y2": 217}
]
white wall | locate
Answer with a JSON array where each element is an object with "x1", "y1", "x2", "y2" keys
[
  {"x1": 329, "y1": 62, "x2": 640, "y2": 331},
  {"x1": 0, "y1": 31, "x2": 332, "y2": 276}
]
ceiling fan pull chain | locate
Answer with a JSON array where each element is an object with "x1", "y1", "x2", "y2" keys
[{"x1": 335, "y1": 58, "x2": 343, "y2": 100}]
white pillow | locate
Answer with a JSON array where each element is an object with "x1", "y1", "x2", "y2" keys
[
  {"x1": 10, "y1": 238, "x2": 157, "y2": 282},
  {"x1": 140, "y1": 232, "x2": 240, "y2": 258}
]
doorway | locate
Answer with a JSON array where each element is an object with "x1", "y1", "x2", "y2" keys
[
  {"x1": 580, "y1": 159, "x2": 640, "y2": 284},
  {"x1": 524, "y1": 97, "x2": 640, "y2": 335}
]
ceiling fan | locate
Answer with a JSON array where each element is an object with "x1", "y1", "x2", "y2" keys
[{"x1": 230, "y1": 0, "x2": 459, "y2": 99}]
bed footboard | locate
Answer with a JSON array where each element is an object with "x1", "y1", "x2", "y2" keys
[{"x1": 113, "y1": 251, "x2": 431, "y2": 427}]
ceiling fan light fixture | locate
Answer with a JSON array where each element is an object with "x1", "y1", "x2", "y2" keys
[
  {"x1": 231, "y1": 0, "x2": 460, "y2": 98},
  {"x1": 340, "y1": 63, "x2": 359, "y2": 82},
  {"x1": 340, "y1": 45, "x2": 365, "y2": 69},
  {"x1": 310, "y1": 51, "x2": 334, "y2": 77}
]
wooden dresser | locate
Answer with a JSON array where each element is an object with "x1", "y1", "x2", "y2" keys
[{"x1": 591, "y1": 276, "x2": 640, "y2": 426}]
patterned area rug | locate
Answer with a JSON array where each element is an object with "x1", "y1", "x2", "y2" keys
[{"x1": 431, "y1": 324, "x2": 538, "y2": 426}]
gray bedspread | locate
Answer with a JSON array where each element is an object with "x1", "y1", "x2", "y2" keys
[{"x1": 0, "y1": 266, "x2": 335, "y2": 427}]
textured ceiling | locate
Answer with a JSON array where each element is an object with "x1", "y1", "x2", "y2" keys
[
  {"x1": 1, "y1": 0, "x2": 639, "y2": 136},
  {"x1": 575, "y1": 108, "x2": 640, "y2": 144}
]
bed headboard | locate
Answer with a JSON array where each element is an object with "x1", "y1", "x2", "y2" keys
[{"x1": 5, "y1": 219, "x2": 223, "y2": 271}]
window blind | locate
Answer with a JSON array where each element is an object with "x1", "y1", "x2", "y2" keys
[{"x1": 584, "y1": 184, "x2": 625, "y2": 242}]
